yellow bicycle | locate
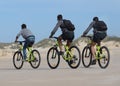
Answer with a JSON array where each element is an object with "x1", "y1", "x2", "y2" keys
[
  {"x1": 47, "y1": 37, "x2": 81, "y2": 69},
  {"x1": 13, "y1": 41, "x2": 41, "y2": 69},
  {"x1": 82, "y1": 36, "x2": 110, "y2": 68}
]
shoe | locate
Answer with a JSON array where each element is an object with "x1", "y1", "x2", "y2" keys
[
  {"x1": 91, "y1": 59, "x2": 96, "y2": 65},
  {"x1": 73, "y1": 55, "x2": 78, "y2": 61},
  {"x1": 22, "y1": 59, "x2": 27, "y2": 62},
  {"x1": 31, "y1": 57, "x2": 38, "y2": 62},
  {"x1": 69, "y1": 60, "x2": 73, "y2": 64},
  {"x1": 22, "y1": 57, "x2": 27, "y2": 62},
  {"x1": 59, "y1": 51, "x2": 64, "y2": 55},
  {"x1": 26, "y1": 57, "x2": 30, "y2": 62}
]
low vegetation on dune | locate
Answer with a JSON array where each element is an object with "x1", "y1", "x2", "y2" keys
[
  {"x1": 0, "y1": 36, "x2": 120, "y2": 49},
  {"x1": 35, "y1": 36, "x2": 120, "y2": 48}
]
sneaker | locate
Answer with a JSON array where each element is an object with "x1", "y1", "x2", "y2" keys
[
  {"x1": 91, "y1": 59, "x2": 96, "y2": 65},
  {"x1": 31, "y1": 57, "x2": 38, "y2": 62},
  {"x1": 59, "y1": 51, "x2": 64, "y2": 55},
  {"x1": 22, "y1": 57, "x2": 27, "y2": 62},
  {"x1": 73, "y1": 55, "x2": 78, "y2": 61},
  {"x1": 22, "y1": 59, "x2": 27, "y2": 62},
  {"x1": 26, "y1": 57, "x2": 30, "y2": 62},
  {"x1": 69, "y1": 60, "x2": 73, "y2": 64}
]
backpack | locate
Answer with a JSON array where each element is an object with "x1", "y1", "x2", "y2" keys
[
  {"x1": 63, "y1": 19, "x2": 75, "y2": 31},
  {"x1": 93, "y1": 21, "x2": 107, "y2": 31}
]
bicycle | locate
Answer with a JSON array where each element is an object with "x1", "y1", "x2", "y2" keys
[
  {"x1": 81, "y1": 36, "x2": 110, "y2": 69},
  {"x1": 47, "y1": 37, "x2": 81, "y2": 69},
  {"x1": 13, "y1": 41, "x2": 41, "y2": 69}
]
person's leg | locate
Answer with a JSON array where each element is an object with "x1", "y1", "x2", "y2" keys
[
  {"x1": 66, "y1": 40, "x2": 71, "y2": 47},
  {"x1": 23, "y1": 41, "x2": 28, "y2": 60},
  {"x1": 90, "y1": 41, "x2": 97, "y2": 65},
  {"x1": 58, "y1": 35, "x2": 64, "y2": 54},
  {"x1": 91, "y1": 41, "x2": 96, "y2": 59},
  {"x1": 91, "y1": 33, "x2": 98, "y2": 65}
]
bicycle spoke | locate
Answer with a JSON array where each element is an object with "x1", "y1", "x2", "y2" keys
[
  {"x1": 98, "y1": 46, "x2": 110, "y2": 68},
  {"x1": 82, "y1": 46, "x2": 92, "y2": 68},
  {"x1": 13, "y1": 51, "x2": 24, "y2": 69},
  {"x1": 47, "y1": 47, "x2": 60, "y2": 69},
  {"x1": 67, "y1": 46, "x2": 81, "y2": 69},
  {"x1": 29, "y1": 50, "x2": 41, "y2": 69}
]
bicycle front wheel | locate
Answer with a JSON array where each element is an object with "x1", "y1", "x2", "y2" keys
[
  {"x1": 82, "y1": 46, "x2": 92, "y2": 68},
  {"x1": 98, "y1": 46, "x2": 110, "y2": 69},
  {"x1": 67, "y1": 46, "x2": 81, "y2": 69},
  {"x1": 29, "y1": 50, "x2": 41, "y2": 69},
  {"x1": 47, "y1": 47, "x2": 60, "y2": 69},
  {"x1": 13, "y1": 51, "x2": 24, "y2": 69}
]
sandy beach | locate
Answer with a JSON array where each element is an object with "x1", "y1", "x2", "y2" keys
[{"x1": 0, "y1": 42, "x2": 120, "y2": 86}]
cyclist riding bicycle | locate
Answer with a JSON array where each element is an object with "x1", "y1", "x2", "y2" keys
[
  {"x1": 49, "y1": 14, "x2": 75, "y2": 55},
  {"x1": 15, "y1": 24, "x2": 35, "y2": 61},
  {"x1": 81, "y1": 17, "x2": 108, "y2": 65}
]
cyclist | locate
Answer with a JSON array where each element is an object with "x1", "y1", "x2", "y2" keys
[
  {"x1": 49, "y1": 14, "x2": 75, "y2": 55},
  {"x1": 81, "y1": 17, "x2": 107, "y2": 65},
  {"x1": 15, "y1": 24, "x2": 35, "y2": 61}
]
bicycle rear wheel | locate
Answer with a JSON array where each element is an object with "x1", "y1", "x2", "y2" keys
[
  {"x1": 13, "y1": 51, "x2": 24, "y2": 69},
  {"x1": 47, "y1": 47, "x2": 60, "y2": 69},
  {"x1": 82, "y1": 46, "x2": 92, "y2": 68},
  {"x1": 67, "y1": 46, "x2": 81, "y2": 69},
  {"x1": 29, "y1": 50, "x2": 41, "y2": 69},
  {"x1": 98, "y1": 46, "x2": 110, "y2": 69}
]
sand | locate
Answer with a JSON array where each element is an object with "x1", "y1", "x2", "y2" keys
[{"x1": 0, "y1": 42, "x2": 120, "y2": 86}]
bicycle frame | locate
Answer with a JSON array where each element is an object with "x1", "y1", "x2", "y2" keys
[
  {"x1": 53, "y1": 37, "x2": 73, "y2": 61},
  {"x1": 17, "y1": 42, "x2": 33, "y2": 60},
  {"x1": 84, "y1": 36, "x2": 103, "y2": 60},
  {"x1": 82, "y1": 36, "x2": 110, "y2": 68}
]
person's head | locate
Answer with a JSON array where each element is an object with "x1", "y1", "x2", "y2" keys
[
  {"x1": 57, "y1": 14, "x2": 63, "y2": 21},
  {"x1": 93, "y1": 17, "x2": 99, "y2": 22},
  {"x1": 21, "y1": 24, "x2": 26, "y2": 29}
]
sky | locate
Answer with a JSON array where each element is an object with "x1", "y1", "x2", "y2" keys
[{"x1": 0, "y1": 0, "x2": 120, "y2": 43}]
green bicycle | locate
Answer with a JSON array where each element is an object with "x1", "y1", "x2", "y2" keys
[
  {"x1": 13, "y1": 41, "x2": 41, "y2": 69},
  {"x1": 82, "y1": 36, "x2": 110, "y2": 69},
  {"x1": 47, "y1": 37, "x2": 81, "y2": 69}
]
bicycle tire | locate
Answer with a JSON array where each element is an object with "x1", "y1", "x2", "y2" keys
[
  {"x1": 47, "y1": 47, "x2": 60, "y2": 69},
  {"x1": 29, "y1": 50, "x2": 41, "y2": 69},
  {"x1": 67, "y1": 46, "x2": 81, "y2": 69},
  {"x1": 98, "y1": 46, "x2": 110, "y2": 69},
  {"x1": 13, "y1": 51, "x2": 24, "y2": 69},
  {"x1": 82, "y1": 46, "x2": 92, "y2": 68}
]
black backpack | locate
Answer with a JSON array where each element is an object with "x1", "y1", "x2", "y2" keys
[
  {"x1": 93, "y1": 21, "x2": 107, "y2": 31},
  {"x1": 63, "y1": 19, "x2": 75, "y2": 31}
]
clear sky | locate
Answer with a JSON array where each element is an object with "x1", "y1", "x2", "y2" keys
[{"x1": 0, "y1": 0, "x2": 120, "y2": 43}]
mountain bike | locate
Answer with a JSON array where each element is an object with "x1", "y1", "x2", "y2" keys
[
  {"x1": 82, "y1": 36, "x2": 110, "y2": 69},
  {"x1": 47, "y1": 37, "x2": 81, "y2": 69},
  {"x1": 13, "y1": 41, "x2": 41, "y2": 69}
]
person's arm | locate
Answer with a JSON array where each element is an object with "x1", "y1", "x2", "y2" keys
[
  {"x1": 49, "y1": 20, "x2": 62, "y2": 38},
  {"x1": 82, "y1": 21, "x2": 95, "y2": 36},
  {"x1": 15, "y1": 31, "x2": 21, "y2": 42}
]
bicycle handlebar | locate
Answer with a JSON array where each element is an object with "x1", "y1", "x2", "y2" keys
[
  {"x1": 15, "y1": 41, "x2": 25, "y2": 43},
  {"x1": 50, "y1": 37, "x2": 58, "y2": 40},
  {"x1": 15, "y1": 41, "x2": 25, "y2": 45}
]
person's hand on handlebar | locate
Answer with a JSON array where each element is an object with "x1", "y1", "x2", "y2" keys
[{"x1": 49, "y1": 34, "x2": 53, "y2": 38}]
